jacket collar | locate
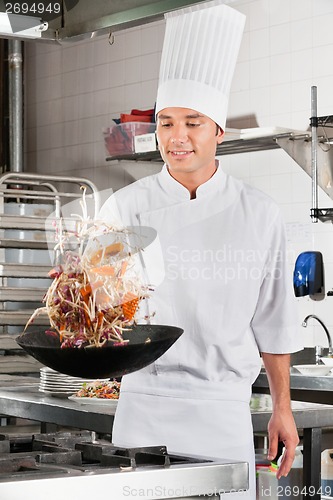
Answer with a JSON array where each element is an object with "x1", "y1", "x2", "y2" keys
[{"x1": 158, "y1": 161, "x2": 226, "y2": 201}]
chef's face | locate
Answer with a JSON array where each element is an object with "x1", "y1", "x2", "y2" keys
[{"x1": 156, "y1": 107, "x2": 224, "y2": 178}]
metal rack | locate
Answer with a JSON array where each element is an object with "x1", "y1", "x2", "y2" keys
[
  {"x1": 105, "y1": 127, "x2": 299, "y2": 162},
  {"x1": 0, "y1": 173, "x2": 100, "y2": 375},
  {"x1": 308, "y1": 86, "x2": 333, "y2": 222},
  {"x1": 106, "y1": 101, "x2": 333, "y2": 223}
]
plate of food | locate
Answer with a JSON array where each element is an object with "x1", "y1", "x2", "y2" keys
[
  {"x1": 68, "y1": 380, "x2": 120, "y2": 406},
  {"x1": 68, "y1": 396, "x2": 118, "y2": 407}
]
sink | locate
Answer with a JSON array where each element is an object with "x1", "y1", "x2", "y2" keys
[
  {"x1": 292, "y1": 364, "x2": 332, "y2": 376},
  {"x1": 259, "y1": 348, "x2": 330, "y2": 372},
  {"x1": 291, "y1": 347, "x2": 330, "y2": 366},
  {"x1": 259, "y1": 348, "x2": 321, "y2": 372}
]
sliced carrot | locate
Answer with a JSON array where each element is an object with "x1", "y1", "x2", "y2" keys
[
  {"x1": 80, "y1": 284, "x2": 92, "y2": 304},
  {"x1": 90, "y1": 265, "x2": 115, "y2": 276},
  {"x1": 105, "y1": 242, "x2": 124, "y2": 257},
  {"x1": 119, "y1": 260, "x2": 128, "y2": 276},
  {"x1": 90, "y1": 279, "x2": 104, "y2": 291},
  {"x1": 122, "y1": 292, "x2": 139, "y2": 320},
  {"x1": 89, "y1": 242, "x2": 124, "y2": 266},
  {"x1": 59, "y1": 324, "x2": 66, "y2": 342},
  {"x1": 89, "y1": 249, "x2": 103, "y2": 266},
  {"x1": 59, "y1": 324, "x2": 65, "y2": 341},
  {"x1": 115, "y1": 260, "x2": 129, "y2": 290},
  {"x1": 95, "y1": 289, "x2": 111, "y2": 305},
  {"x1": 96, "y1": 311, "x2": 104, "y2": 330}
]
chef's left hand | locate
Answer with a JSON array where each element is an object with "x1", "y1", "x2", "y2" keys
[{"x1": 266, "y1": 408, "x2": 299, "y2": 479}]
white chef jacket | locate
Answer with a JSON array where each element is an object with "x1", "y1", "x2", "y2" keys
[{"x1": 98, "y1": 163, "x2": 303, "y2": 499}]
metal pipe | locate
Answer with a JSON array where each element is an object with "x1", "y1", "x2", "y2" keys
[
  {"x1": 302, "y1": 314, "x2": 333, "y2": 356},
  {"x1": 310, "y1": 86, "x2": 318, "y2": 223},
  {"x1": 8, "y1": 39, "x2": 23, "y2": 173}
]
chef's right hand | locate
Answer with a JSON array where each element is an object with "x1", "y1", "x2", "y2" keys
[{"x1": 267, "y1": 408, "x2": 299, "y2": 479}]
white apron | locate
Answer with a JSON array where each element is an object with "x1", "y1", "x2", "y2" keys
[
  {"x1": 99, "y1": 164, "x2": 303, "y2": 500},
  {"x1": 113, "y1": 394, "x2": 255, "y2": 499}
]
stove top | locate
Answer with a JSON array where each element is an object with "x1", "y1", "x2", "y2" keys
[{"x1": 0, "y1": 431, "x2": 248, "y2": 499}]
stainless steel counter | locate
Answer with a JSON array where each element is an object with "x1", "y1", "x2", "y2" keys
[
  {"x1": 254, "y1": 370, "x2": 333, "y2": 404},
  {"x1": 0, "y1": 381, "x2": 115, "y2": 435},
  {"x1": 0, "y1": 378, "x2": 332, "y2": 500},
  {"x1": 1, "y1": 377, "x2": 333, "y2": 433},
  {"x1": 253, "y1": 348, "x2": 333, "y2": 405}
]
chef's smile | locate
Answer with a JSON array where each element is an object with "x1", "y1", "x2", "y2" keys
[{"x1": 169, "y1": 149, "x2": 194, "y2": 159}]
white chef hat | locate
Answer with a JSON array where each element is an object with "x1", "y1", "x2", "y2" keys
[{"x1": 155, "y1": 0, "x2": 246, "y2": 130}]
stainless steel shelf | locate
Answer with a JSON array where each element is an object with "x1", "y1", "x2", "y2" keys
[
  {"x1": 106, "y1": 125, "x2": 333, "y2": 222},
  {"x1": 0, "y1": 214, "x2": 51, "y2": 230},
  {"x1": 106, "y1": 127, "x2": 305, "y2": 162},
  {"x1": 0, "y1": 239, "x2": 49, "y2": 250},
  {"x1": 0, "y1": 263, "x2": 50, "y2": 278},
  {"x1": 0, "y1": 311, "x2": 49, "y2": 326},
  {"x1": 310, "y1": 208, "x2": 333, "y2": 223},
  {"x1": 0, "y1": 287, "x2": 47, "y2": 302}
]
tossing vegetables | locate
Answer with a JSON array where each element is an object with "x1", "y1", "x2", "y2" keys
[{"x1": 25, "y1": 188, "x2": 152, "y2": 349}]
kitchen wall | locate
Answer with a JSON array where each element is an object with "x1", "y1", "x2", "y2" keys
[{"x1": 24, "y1": 0, "x2": 333, "y2": 348}]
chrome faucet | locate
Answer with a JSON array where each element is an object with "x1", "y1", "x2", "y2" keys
[{"x1": 302, "y1": 315, "x2": 333, "y2": 356}]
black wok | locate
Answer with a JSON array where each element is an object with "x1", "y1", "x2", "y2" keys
[{"x1": 16, "y1": 325, "x2": 183, "y2": 379}]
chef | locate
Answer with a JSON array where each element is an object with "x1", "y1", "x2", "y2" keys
[{"x1": 99, "y1": 1, "x2": 303, "y2": 498}]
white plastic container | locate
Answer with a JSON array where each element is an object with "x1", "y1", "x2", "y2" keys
[
  {"x1": 257, "y1": 447, "x2": 303, "y2": 500},
  {"x1": 257, "y1": 464, "x2": 279, "y2": 500},
  {"x1": 321, "y1": 449, "x2": 333, "y2": 497},
  {"x1": 103, "y1": 122, "x2": 156, "y2": 156}
]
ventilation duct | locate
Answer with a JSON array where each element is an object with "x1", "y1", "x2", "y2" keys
[{"x1": 0, "y1": 1, "x2": 219, "y2": 42}]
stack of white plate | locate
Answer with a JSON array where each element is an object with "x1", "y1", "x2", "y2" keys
[{"x1": 39, "y1": 367, "x2": 109, "y2": 397}]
